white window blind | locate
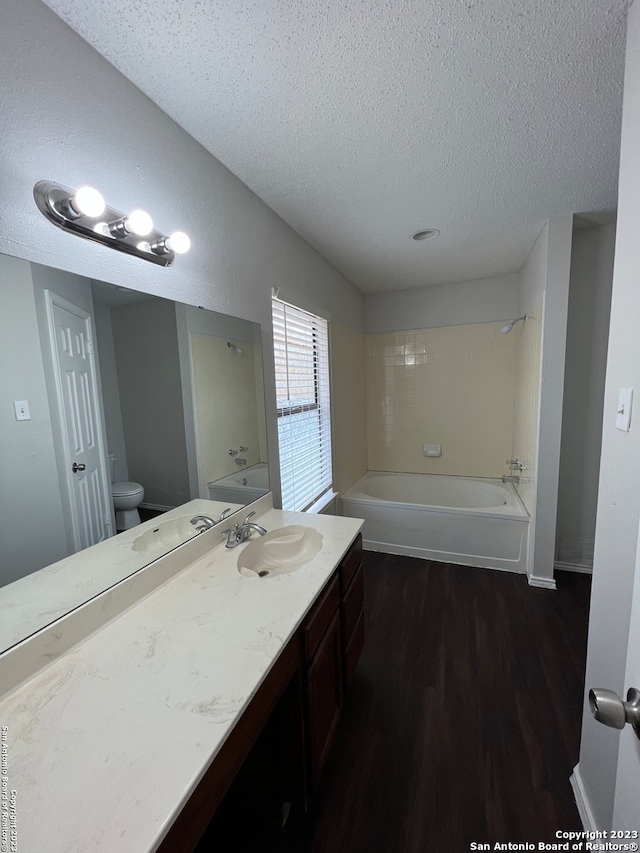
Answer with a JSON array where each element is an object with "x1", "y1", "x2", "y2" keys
[{"x1": 272, "y1": 296, "x2": 332, "y2": 512}]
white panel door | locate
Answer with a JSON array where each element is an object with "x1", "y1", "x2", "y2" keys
[
  {"x1": 47, "y1": 292, "x2": 112, "y2": 550},
  {"x1": 611, "y1": 515, "x2": 640, "y2": 828}
]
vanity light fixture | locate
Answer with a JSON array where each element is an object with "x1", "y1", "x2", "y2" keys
[
  {"x1": 108, "y1": 208, "x2": 154, "y2": 238},
  {"x1": 33, "y1": 180, "x2": 191, "y2": 267}
]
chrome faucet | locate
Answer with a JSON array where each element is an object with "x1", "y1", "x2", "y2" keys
[
  {"x1": 234, "y1": 458, "x2": 247, "y2": 466},
  {"x1": 221, "y1": 511, "x2": 268, "y2": 548},
  {"x1": 505, "y1": 458, "x2": 526, "y2": 472},
  {"x1": 190, "y1": 507, "x2": 232, "y2": 532},
  {"x1": 190, "y1": 515, "x2": 216, "y2": 532},
  {"x1": 501, "y1": 475, "x2": 520, "y2": 484}
]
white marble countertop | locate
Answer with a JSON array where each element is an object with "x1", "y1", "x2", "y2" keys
[
  {"x1": 0, "y1": 507, "x2": 362, "y2": 853},
  {"x1": 0, "y1": 498, "x2": 243, "y2": 653}
]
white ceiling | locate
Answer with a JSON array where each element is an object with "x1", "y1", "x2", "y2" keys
[{"x1": 43, "y1": 0, "x2": 628, "y2": 293}]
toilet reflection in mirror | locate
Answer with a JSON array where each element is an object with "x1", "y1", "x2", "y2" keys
[
  {"x1": 109, "y1": 452, "x2": 144, "y2": 531},
  {"x1": 0, "y1": 252, "x2": 269, "y2": 592}
]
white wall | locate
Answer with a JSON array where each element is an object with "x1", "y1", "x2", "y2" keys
[
  {"x1": 512, "y1": 225, "x2": 546, "y2": 520},
  {"x1": 510, "y1": 218, "x2": 573, "y2": 585},
  {"x1": 513, "y1": 218, "x2": 574, "y2": 586},
  {"x1": 531, "y1": 216, "x2": 574, "y2": 585},
  {"x1": 364, "y1": 273, "x2": 520, "y2": 333},
  {"x1": 577, "y1": 2, "x2": 640, "y2": 828},
  {"x1": 556, "y1": 224, "x2": 615, "y2": 571},
  {"x1": 0, "y1": 0, "x2": 365, "y2": 510}
]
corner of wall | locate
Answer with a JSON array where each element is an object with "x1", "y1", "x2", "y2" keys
[{"x1": 331, "y1": 320, "x2": 368, "y2": 494}]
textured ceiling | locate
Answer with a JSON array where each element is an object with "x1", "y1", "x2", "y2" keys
[{"x1": 43, "y1": 0, "x2": 628, "y2": 292}]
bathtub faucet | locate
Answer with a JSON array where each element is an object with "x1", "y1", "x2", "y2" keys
[{"x1": 501, "y1": 475, "x2": 520, "y2": 484}]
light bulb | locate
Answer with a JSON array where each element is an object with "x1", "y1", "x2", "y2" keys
[
  {"x1": 126, "y1": 209, "x2": 153, "y2": 236},
  {"x1": 166, "y1": 231, "x2": 191, "y2": 254},
  {"x1": 72, "y1": 186, "x2": 105, "y2": 218}
]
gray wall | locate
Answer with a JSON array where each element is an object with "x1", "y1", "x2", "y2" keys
[
  {"x1": 556, "y1": 224, "x2": 615, "y2": 570},
  {"x1": 364, "y1": 273, "x2": 520, "y2": 332},
  {"x1": 577, "y1": 0, "x2": 640, "y2": 827},
  {"x1": 528, "y1": 217, "x2": 574, "y2": 586},
  {"x1": 111, "y1": 299, "x2": 190, "y2": 508},
  {"x1": 0, "y1": 0, "x2": 365, "y2": 510},
  {"x1": 0, "y1": 255, "x2": 69, "y2": 583},
  {"x1": 93, "y1": 302, "x2": 129, "y2": 483}
]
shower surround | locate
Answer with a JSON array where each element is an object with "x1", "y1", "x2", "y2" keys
[{"x1": 365, "y1": 321, "x2": 520, "y2": 478}]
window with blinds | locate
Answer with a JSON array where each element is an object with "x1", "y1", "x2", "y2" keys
[{"x1": 272, "y1": 295, "x2": 332, "y2": 512}]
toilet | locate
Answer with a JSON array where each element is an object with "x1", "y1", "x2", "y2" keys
[{"x1": 109, "y1": 452, "x2": 144, "y2": 531}]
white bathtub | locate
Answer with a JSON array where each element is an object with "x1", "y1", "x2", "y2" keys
[
  {"x1": 341, "y1": 471, "x2": 529, "y2": 573},
  {"x1": 207, "y1": 463, "x2": 270, "y2": 505}
]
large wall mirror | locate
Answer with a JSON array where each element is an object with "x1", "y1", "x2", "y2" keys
[{"x1": 0, "y1": 252, "x2": 269, "y2": 653}]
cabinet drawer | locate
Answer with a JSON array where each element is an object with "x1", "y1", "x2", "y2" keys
[
  {"x1": 341, "y1": 562, "x2": 364, "y2": 646},
  {"x1": 339, "y1": 533, "x2": 363, "y2": 593},
  {"x1": 344, "y1": 611, "x2": 365, "y2": 686},
  {"x1": 304, "y1": 574, "x2": 340, "y2": 661}
]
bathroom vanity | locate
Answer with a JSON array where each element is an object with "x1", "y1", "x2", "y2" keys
[{"x1": 0, "y1": 498, "x2": 363, "y2": 852}]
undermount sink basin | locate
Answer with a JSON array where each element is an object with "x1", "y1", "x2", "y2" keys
[
  {"x1": 237, "y1": 525, "x2": 323, "y2": 578},
  {"x1": 132, "y1": 515, "x2": 200, "y2": 557}
]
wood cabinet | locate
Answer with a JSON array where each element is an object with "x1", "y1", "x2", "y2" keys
[
  {"x1": 162, "y1": 533, "x2": 365, "y2": 853},
  {"x1": 303, "y1": 576, "x2": 343, "y2": 791},
  {"x1": 302, "y1": 533, "x2": 364, "y2": 792},
  {"x1": 339, "y1": 533, "x2": 365, "y2": 689}
]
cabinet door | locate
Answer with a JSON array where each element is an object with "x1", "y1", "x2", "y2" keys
[
  {"x1": 306, "y1": 611, "x2": 343, "y2": 789},
  {"x1": 339, "y1": 533, "x2": 363, "y2": 593},
  {"x1": 341, "y1": 557, "x2": 365, "y2": 689},
  {"x1": 341, "y1": 562, "x2": 364, "y2": 646}
]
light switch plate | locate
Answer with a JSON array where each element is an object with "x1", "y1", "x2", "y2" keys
[
  {"x1": 616, "y1": 388, "x2": 633, "y2": 432},
  {"x1": 13, "y1": 400, "x2": 31, "y2": 421}
]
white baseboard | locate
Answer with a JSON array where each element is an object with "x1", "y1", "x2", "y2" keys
[
  {"x1": 570, "y1": 764, "x2": 598, "y2": 832},
  {"x1": 527, "y1": 574, "x2": 557, "y2": 589},
  {"x1": 555, "y1": 560, "x2": 593, "y2": 575}
]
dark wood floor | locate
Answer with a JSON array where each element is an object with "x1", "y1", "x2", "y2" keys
[
  {"x1": 138, "y1": 507, "x2": 164, "y2": 524},
  {"x1": 199, "y1": 552, "x2": 591, "y2": 852}
]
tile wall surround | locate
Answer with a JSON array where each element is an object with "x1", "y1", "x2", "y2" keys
[
  {"x1": 365, "y1": 321, "x2": 520, "y2": 478},
  {"x1": 190, "y1": 335, "x2": 267, "y2": 495}
]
